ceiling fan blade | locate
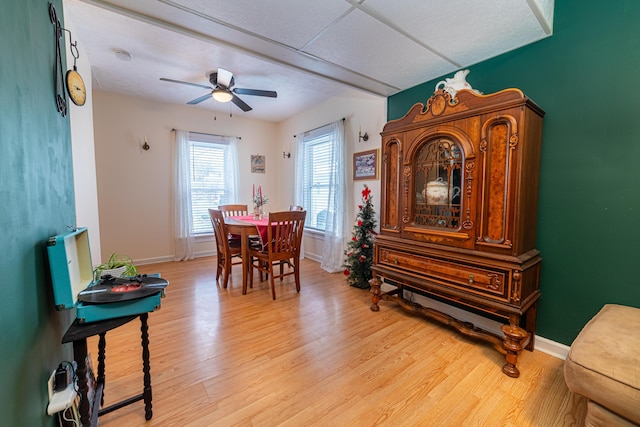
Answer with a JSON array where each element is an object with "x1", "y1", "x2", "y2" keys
[
  {"x1": 231, "y1": 94, "x2": 252, "y2": 112},
  {"x1": 233, "y1": 88, "x2": 277, "y2": 98},
  {"x1": 160, "y1": 77, "x2": 212, "y2": 90},
  {"x1": 187, "y1": 93, "x2": 213, "y2": 105},
  {"x1": 217, "y1": 68, "x2": 233, "y2": 88}
]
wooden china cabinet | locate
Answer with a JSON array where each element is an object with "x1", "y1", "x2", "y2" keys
[{"x1": 370, "y1": 87, "x2": 545, "y2": 377}]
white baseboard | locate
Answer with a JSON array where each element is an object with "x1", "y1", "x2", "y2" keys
[
  {"x1": 133, "y1": 250, "x2": 215, "y2": 266},
  {"x1": 302, "y1": 252, "x2": 322, "y2": 263},
  {"x1": 534, "y1": 335, "x2": 570, "y2": 360},
  {"x1": 133, "y1": 255, "x2": 176, "y2": 266}
]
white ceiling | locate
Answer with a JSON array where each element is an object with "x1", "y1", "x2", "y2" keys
[{"x1": 63, "y1": 0, "x2": 554, "y2": 122}]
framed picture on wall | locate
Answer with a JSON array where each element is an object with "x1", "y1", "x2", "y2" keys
[
  {"x1": 353, "y1": 149, "x2": 378, "y2": 180},
  {"x1": 251, "y1": 155, "x2": 265, "y2": 173}
]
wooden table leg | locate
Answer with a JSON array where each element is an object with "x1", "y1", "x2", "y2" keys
[
  {"x1": 140, "y1": 313, "x2": 153, "y2": 420},
  {"x1": 241, "y1": 228, "x2": 249, "y2": 294},
  {"x1": 97, "y1": 333, "x2": 106, "y2": 407},
  {"x1": 73, "y1": 339, "x2": 91, "y2": 427}
]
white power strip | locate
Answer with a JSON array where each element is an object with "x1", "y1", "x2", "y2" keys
[{"x1": 47, "y1": 370, "x2": 78, "y2": 415}]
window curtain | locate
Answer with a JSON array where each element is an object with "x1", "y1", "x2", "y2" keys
[
  {"x1": 224, "y1": 136, "x2": 239, "y2": 203},
  {"x1": 188, "y1": 131, "x2": 239, "y2": 205},
  {"x1": 174, "y1": 129, "x2": 194, "y2": 261},
  {"x1": 295, "y1": 120, "x2": 346, "y2": 271},
  {"x1": 174, "y1": 131, "x2": 238, "y2": 260},
  {"x1": 320, "y1": 119, "x2": 347, "y2": 272}
]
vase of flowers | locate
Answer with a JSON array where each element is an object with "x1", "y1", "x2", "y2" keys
[{"x1": 253, "y1": 184, "x2": 268, "y2": 219}]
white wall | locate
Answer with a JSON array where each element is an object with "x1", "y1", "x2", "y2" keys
[
  {"x1": 92, "y1": 87, "x2": 386, "y2": 264},
  {"x1": 65, "y1": 7, "x2": 101, "y2": 265},
  {"x1": 92, "y1": 91, "x2": 278, "y2": 263},
  {"x1": 276, "y1": 89, "x2": 387, "y2": 261}
]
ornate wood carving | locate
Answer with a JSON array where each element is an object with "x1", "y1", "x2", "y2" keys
[
  {"x1": 402, "y1": 165, "x2": 411, "y2": 223},
  {"x1": 373, "y1": 88, "x2": 544, "y2": 378}
]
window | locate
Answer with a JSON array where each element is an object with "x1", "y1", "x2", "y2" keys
[
  {"x1": 295, "y1": 119, "x2": 345, "y2": 272},
  {"x1": 300, "y1": 125, "x2": 334, "y2": 231},
  {"x1": 189, "y1": 133, "x2": 237, "y2": 235}
]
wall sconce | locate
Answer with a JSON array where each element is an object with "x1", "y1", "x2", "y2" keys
[
  {"x1": 142, "y1": 136, "x2": 150, "y2": 151},
  {"x1": 359, "y1": 126, "x2": 369, "y2": 142}
]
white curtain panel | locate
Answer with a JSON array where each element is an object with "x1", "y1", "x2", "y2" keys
[
  {"x1": 174, "y1": 129, "x2": 195, "y2": 261},
  {"x1": 225, "y1": 136, "x2": 239, "y2": 203},
  {"x1": 320, "y1": 119, "x2": 346, "y2": 273}
]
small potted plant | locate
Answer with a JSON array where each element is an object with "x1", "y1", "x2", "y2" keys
[{"x1": 94, "y1": 253, "x2": 139, "y2": 279}]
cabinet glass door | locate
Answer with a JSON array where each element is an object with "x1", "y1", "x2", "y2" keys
[{"x1": 414, "y1": 138, "x2": 462, "y2": 229}]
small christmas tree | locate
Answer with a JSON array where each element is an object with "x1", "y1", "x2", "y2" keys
[{"x1": 343, "y1": 185, "x2": 377, "y2": 289}]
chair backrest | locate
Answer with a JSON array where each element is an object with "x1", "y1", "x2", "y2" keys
[
  {"x1": 218, "y1": 204, "x2": 248, "y2": 217},
  {"x1": 288, "y1": 205, "x2": 304, "y2": 211},
  {"x1": 209, "y1": 209, "x2": 231, "y2": 257},
  {"x1": 265, "y1": 211, "x2": 306, "y2": 258}
]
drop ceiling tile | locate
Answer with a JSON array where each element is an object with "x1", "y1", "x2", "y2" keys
[
  {"x1": 363, "y1": 0, "x2": 552, "y2": 66},
  {"x1": 66, "y1": 0, "x2": 351, "y2": 121},
  {"x1": 170, "y1": 0, "x2": 353, "y2": 49},
  {"x1": 64, "y1": 0, "x2": 554, "y2": 120},
  {"x1": 303, "y1": 8, "x2": 455, "y2": 89}
]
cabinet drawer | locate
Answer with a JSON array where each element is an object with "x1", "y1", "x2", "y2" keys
[{"x1": 377, "y1": 248, "x2": 508, "y2": 299}]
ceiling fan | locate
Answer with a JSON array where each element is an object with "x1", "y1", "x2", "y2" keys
[{"x1": 160, "y1": 68, "x2": 277, "y2": 112}]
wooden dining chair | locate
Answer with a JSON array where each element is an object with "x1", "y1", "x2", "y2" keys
[
  {"x1": 209, "y1": 209, "x2": 242, "y2": 289},
  {"x1": 218, "y1": 204, "x2": 249, "y2": 217},
  {"x1": 288, "y1": 205, "x2": 304, "y2": 211},
  {"x1": 218, "y1": 204, "x2": 250, "y2": 244},
  {"x1": 248, "y1": 210, "x2": 306, "y2": 300}
]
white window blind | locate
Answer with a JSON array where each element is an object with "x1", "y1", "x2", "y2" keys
[
  {"x1": 189, "y1": 133, "x2": 234, "y2": 234},
  {"x1": 301, "y1": 125, "x2": 334, "y2": 231}
]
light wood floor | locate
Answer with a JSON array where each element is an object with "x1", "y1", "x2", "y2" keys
[{"x1": 90, "y1": 257, "x2": 586, "y2": 426}]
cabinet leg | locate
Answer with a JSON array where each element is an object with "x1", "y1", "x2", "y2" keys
[
  {"x1": 369, "y1": 277, "x2": 381, "y2": 312},
  {"x1": 140, "y1": 313, "x2": 153, "y2": 420},
  {"x1": 500, "y1": 322, "x2": 528, "y2": 378}
]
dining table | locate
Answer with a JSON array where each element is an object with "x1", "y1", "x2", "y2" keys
[{"x1": 224, "y1": 215, "x2": 271, "y2": 294}]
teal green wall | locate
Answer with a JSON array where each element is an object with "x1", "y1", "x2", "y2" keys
[
  {"x1": 388, "y1": 0, "x2": 640, "y2": 345},
  {"x1": 0, "y1": 0, "x2": 75, "y2": 425}
]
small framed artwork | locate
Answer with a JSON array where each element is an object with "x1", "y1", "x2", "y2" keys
[
  {"x1": 353, "y1": 149, "x2": 378, "y2": 180},
  {"x1": 251, "y1": 154, "x2": 265, "y2": 173}
]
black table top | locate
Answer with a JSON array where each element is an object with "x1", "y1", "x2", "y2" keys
[{"x1": 62, "y1": 315, "x2": 138, "y2": 343}]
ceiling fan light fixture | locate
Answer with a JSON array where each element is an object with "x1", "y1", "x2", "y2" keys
[{"x1": 212, "y1": 88, "x2": 233, "y2": 103}]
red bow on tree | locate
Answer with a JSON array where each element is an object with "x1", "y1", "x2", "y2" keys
[{"x1": 362, "y1": 186, "x2": 372, "y2": 200}]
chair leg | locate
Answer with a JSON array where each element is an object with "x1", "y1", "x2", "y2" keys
[
  {"x1": 269, "y1": 262, "x2": 277, "y2": 300},
  {"x1": 294, "y1": 257, "x2": 301, "y2": 293},
  {"x1": 222, "y1": 261, "x2": 230, "y2": 289},
  {"x1": 216, "y1": 256, "x2": 223, "y2": 282}
]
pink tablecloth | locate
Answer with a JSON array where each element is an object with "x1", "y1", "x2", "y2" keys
[{"x1": 232, "y1": 215, "x2": 271, "y2": 245}]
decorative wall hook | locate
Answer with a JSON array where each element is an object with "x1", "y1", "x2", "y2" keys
[
  {"x1": 49, "y1": 3, "x2": 67, "y2": 117},
  {"x1": 359, "y1": 130, "x2": 369, "y2": 142},
  {"x1": 49, "y1": 2, "x2": 85, "y2": 114},
  {"x1": 142, "y1": 136, "x2": 150, "y2": 151},
  {"x1": 283, "y1": 151, "x2": 290, "y2": 159}
]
